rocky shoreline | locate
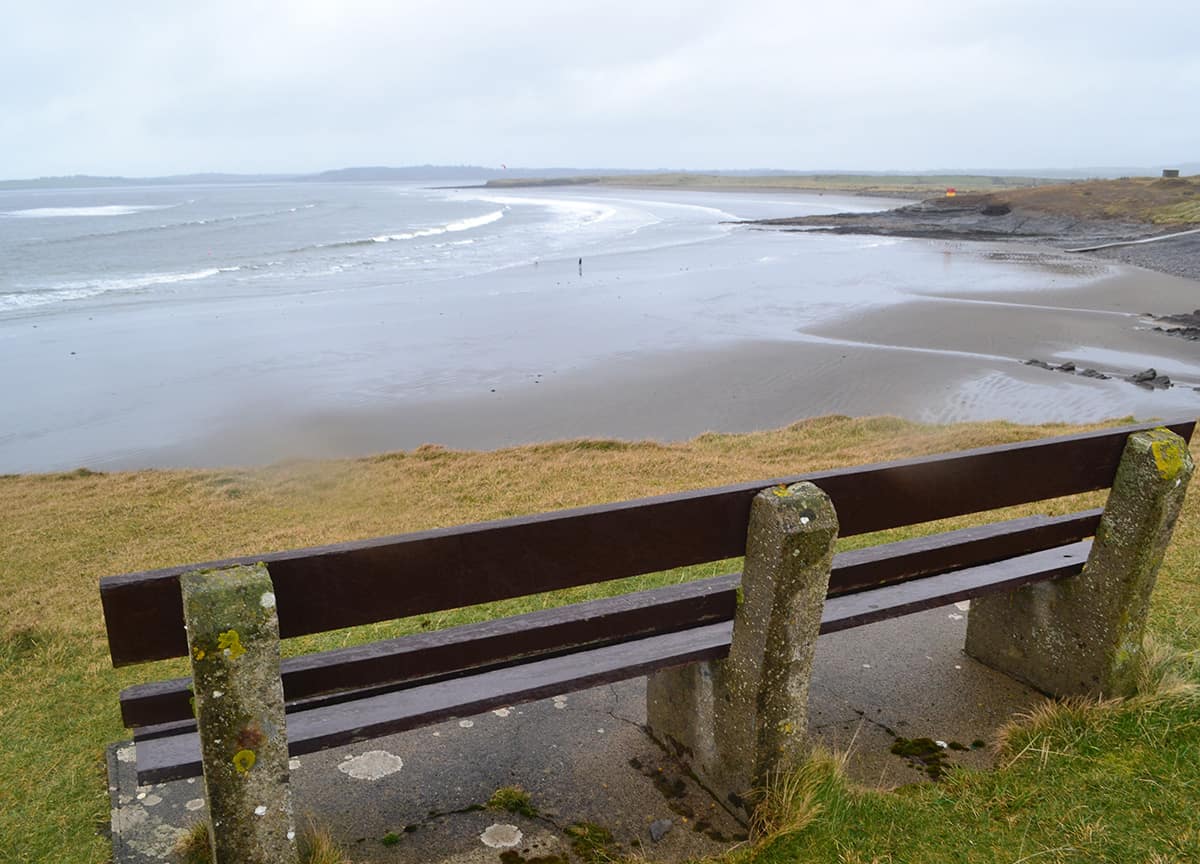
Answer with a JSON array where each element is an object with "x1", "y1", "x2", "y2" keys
[{"x1": 743, "y1": 194, "x2": 1200, "y2": 283}]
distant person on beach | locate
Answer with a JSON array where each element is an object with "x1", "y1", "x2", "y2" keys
[{"x1": 578, "y1": 257, "x2": 583, "y2": 276}]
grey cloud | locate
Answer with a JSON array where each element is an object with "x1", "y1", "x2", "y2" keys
[{"x1": 2, "y1": 0, "x2": 1197, "y2": 177}]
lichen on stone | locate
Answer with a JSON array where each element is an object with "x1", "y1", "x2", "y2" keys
[
  {"x1": 1149, "y1": 433, "x2": 1187, "y2": 480},
  {"x1": 232, "y1": 749, "x2": 256, "y2": 773},
  {"x1": 217, "y1": 629, "x2": 245, "y2": 661}
]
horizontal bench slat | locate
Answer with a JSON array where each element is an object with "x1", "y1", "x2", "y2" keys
[
  {"x1": 134, "y1": 620, "x2": 735, "y2": 783},
  {"x1": 120, "y1": 509, "x2": 1102, "y2": 728},
  {"x1": 822, "y1": 539, "x2": 1091, "y2": 633},
  {"x1": 827, "y1": 508, "x2": 1100, "y2": 597},
  {"x1": 121, "y1": 573, "x2": 739, "y2": 729},
  {"x1": 131, "y1": 539, "x2": 1092, "y2": 782},
  {"x1": 102, "y1": 419, "x2": 1194, "y2": 666}
]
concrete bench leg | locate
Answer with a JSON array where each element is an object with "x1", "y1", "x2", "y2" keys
[
  {"x1": 182, "y1": 564, "x2": 299, "y2": 864},
  {"x1": 966, "y1": 428, "x2": 1194, "y2": 698},
  {"x1": 647, "y1": 481, "x2": 837, "y2": 821}
]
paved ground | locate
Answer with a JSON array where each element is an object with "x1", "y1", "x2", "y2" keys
[{"x1": 108, "y1": 602, "x2": 1044, "y2": 863}]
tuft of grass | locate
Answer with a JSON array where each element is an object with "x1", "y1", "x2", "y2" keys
[
  {"x1": 174, "y1": 821, "x2": 211, "y2": 864},
  {"x1": 171, "y1": 818, "x2": 349, "y2": 864},
  {"x1": 487, "y1": 785, "x2": 538, "y2": 818},
  {"x1": 747, "y1": 751, "x2": 840, "y2": 848},
  {"x1": 566, "y1": 821, "x2": 620, "y2": 863},
  {"x1": 297, "y1": 820, "x2": 350, "y2": 864}
]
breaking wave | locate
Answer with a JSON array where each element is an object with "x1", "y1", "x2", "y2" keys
[
  {"x1": 314, "y1": 208, "x2": 506, "y2": 250},
  {"x1": 0, "y1": 267, "x2": 240, "y2": 311},
  {"x1": 2, "y1": 204, "x2": 180, "y2": 218}
]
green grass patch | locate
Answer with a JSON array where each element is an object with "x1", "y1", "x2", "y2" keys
[{"x1": 488, "y1": 785, "x2": 538, "y2": 818}]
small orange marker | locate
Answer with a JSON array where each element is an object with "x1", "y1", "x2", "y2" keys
[{"x1": 946, "y1": 187, "x2": 957, "y2": 197}]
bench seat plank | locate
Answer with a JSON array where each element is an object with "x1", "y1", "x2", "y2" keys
[
  {"x1": 133, "y1": 539, "x2": 1092, "y2": 783},
  {"x1": 121, "y1": 573, "x2": 739, "y2": 729},
  {"x1": 134, "y1": 620, "x2": 734, "y2": 783},
  {"x1": 822, "y1": 539, "x2": 1091, "y2": 633},
  {"x1": 102, "y1": 420, "x2": 1192, "y2": 666},
  {"x1": 120, "y1": 510, "x2": 1101, "y2": 729}
]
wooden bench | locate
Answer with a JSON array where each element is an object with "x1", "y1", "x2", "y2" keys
[{"x1": 102, "y1": 419, "x2": 1195, "y2": 843}]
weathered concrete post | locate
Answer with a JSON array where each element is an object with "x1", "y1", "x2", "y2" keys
[
  {"x1": 966, "y1": 428, "x2": 1193, "y2": 698},
  {"x1": 647, "y1": 481, "x2": 837, "y2": 820},
  {"x1": 182, "y1": 564, "x2": 298, "y2": 864}
]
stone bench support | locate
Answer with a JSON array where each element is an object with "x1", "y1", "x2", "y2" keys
[
  {"x1": 182, "y1": 564, "x2": 298, "y2": 864},
  {"x1": 647, "y1": 481, "x2": 837, "y2": 821},
  {"x1": 966, "y1": 428, "x2": 1194, "y2": 698}
]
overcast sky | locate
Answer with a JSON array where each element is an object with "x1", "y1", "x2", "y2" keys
[{"x1": 2, "y1": 0, "x2": 1197, "y2": 178}]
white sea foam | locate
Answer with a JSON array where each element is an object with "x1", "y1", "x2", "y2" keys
[
  {"x1": 2, "y1": 204, "x2": 178, "y2": 218},
  {"x1": 476, "y1": 194, "x2": 617, "y2": 228},
  {"x1": 369, "y1": 209, "x2": 505, "y2": 244},
  {"x1": 0, "y1": 267, "x2": 238, "y2": 311}
]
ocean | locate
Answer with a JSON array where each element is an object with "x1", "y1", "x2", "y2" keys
[{"x1": 2, "y1": 181, "x2": 1198, "y2": 473}]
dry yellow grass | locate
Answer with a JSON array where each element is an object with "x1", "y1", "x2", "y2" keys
[
  {"x1": 2, "y1": 414, "x2": 1198, "y2": 863},
  {"x1": 989, "y1": 176, "x2": 1200, "y2": 225}
]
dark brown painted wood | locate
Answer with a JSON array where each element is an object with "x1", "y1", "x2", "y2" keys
[
  {"x1": 821, "y1": 540, "x2": 1092, "y2": 633},
  {"x1": 133, "y1": 538, "x2": 1094, "y2": 782},
  {"x1": 102, "y1": 420, "x2": 1189, "y2": 667},
  {"x1": 826, "y1": 509, "x2": 1102, "y2": 596},
  {"x1": 119, "y1": 574, "x2": 739, "y2": 728},
  {"x1": 119, "y1": 509, "x2": 1102, "y2": 728},
  {"x1": 133, "y1": 620, "x2": 735, "y2": 783}
]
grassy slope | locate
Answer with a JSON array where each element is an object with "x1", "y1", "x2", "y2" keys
[
  {"x1": 2, "y1": 416, "x2": 1198, "y2": 863},
  {"x1": 986, "y1": 176, "x2": 1200, "y2": 225}
]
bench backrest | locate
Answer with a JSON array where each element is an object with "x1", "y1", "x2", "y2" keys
[{"x1": 102, "y1": 419, "x2": 1195, "y2": 669}]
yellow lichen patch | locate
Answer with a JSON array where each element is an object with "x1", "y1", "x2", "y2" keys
[
  {"x1": 1149, "y1": 434, "x2": 1187, "y2": 481},
  {"x1": 192, "y1": 646, "x2": 206, "y2": 661},
  {"x1": 232, "y1": 749, "x2": 256, "y2": 773},
  {"x1": 217, "y1": 629, "x2": 245, "y2": 661}
]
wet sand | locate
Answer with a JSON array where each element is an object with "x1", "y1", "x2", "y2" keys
[
  {"x1": 134, "y1": 255, "x2": 1200, "y2": 469},
  {"x1": 5, "y1": 191, "x2": 1199, "y2": 473}
]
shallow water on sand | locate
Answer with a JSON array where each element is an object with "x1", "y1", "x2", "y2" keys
[{"x1": 2, "y1": 183, "x2": 1197, "y2": 472}]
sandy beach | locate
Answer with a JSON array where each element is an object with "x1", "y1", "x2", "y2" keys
[
  {"x1": 3, "y1": 185, "x2": 1198, "y2": 473},
  {"x1": 117, "y1": 247, "x2": 1200, "y2": 469}
]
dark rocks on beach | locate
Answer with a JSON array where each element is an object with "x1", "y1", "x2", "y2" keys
[
  {"x1": 1127, "y1": 368, "x2": 1172, "y2": 390},
  {"x1": 1026, "y1": 358, "x2": 1109, "y2": 378},
  {"x1": 1154, "y1": 325, "x2": 1200, "y2": 342}
]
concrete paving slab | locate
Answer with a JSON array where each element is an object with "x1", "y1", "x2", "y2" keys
[{"x1": 109, "y1": 602, "x2": 1047, "y2": 863}]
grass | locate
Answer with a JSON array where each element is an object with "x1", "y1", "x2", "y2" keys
[
  {"x1": 488, "y1": 785, "x2": 538, "y2": 818},
  {"x1": 728, "y1": 647, "x2": 1200, "y2": 863},
  {"x1": 983, "y1": 176, "x2": 1200, "y2": 225},
  {"x1": 0, "y1": 414, "x2": 1197, "y2": 863},
  {"x1": 174, "y1": 818, "x2": 350, "y2": 863}
]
